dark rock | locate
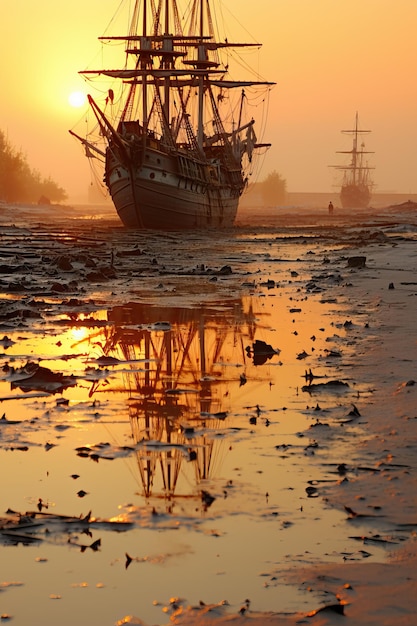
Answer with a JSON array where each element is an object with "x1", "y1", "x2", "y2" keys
[{"x1": 348, "y1": 256, "x2": 366, "y2": 268}]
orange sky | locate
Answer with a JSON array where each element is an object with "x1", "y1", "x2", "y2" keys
[{"x1": 2, "y1": 0, "x2": 416, "y2": 202}]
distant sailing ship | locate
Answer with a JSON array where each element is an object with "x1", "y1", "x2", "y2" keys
[
  {"x1": 70, "y1": 0, "x2": 274, "y2": 229},
  {"x1": 331, "y1": 112, "x2": 374, "y2": 209}
]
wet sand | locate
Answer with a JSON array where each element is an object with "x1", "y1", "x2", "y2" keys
[{"x1": 0, "y1": 201, "x2": 416, "y2": 625}]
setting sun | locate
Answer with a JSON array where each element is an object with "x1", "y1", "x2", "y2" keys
[{"x1": 68, "y1": 91, "x2": 86, "y2": 108}]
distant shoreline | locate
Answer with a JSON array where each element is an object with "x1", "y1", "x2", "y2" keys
[
  {"x1": 241, "y1": 191, "x2": 417, "y2": 210},
  {"x1": 2, "y1": 191, "x2": 416, "y2": 214}
]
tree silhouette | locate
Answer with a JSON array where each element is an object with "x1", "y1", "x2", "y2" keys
[
  {"x1": 260, "y1": 170, "x2": 287, "y2": 206},
  {"x1": 0, "y1": 131, "x2": 67, "y2": 203}
]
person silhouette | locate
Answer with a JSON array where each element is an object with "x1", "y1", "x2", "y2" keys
[{"x1": 328, "y1": 201, "x2": 334, "y2": 215}]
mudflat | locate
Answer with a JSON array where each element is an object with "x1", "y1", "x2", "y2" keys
[{"x1": 0, "y1": 201, "x2": 416, "y2": 626}]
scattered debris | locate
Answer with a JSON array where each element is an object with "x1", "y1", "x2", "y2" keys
[
  {"x1": 246, "y1": 340, "x2": 280, "y2": 365},
  {"x1": 302, "y1": 380, "x2": 349, "y2": 393}
]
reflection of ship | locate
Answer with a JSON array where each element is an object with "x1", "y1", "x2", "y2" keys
[
  {"x1": 93, "y1": 300, "x2": 277, "y2": 509},
  {"x1": 69, "y1": 0, "x2": 274, "y2": 229},
  {"x1": 331, "y1": 112, "x2": 374, "y2": 209}
]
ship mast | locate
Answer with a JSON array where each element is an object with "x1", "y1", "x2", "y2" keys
[
  {"x1": 339, "y1": 111, "x2": 372, "y2": 184},
  {"x1": 351, "y1": 112, "x2": 359, "y2": 184},
  {"x1": 142, "y1": 0, "x2": 148, "y2": 134},
  {"x1": 330, "y1": 111, "x2": 374, "y2": 186},
  {"x1": 164, "y1": 0, "x2": 170, "y2": 127},
  {"x1": 197, "y1": 0, "x2": 205, "y2": 150}
]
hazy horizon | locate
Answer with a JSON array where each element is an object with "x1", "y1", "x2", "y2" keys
[{"x1": 2, "y1": 0, "x2": 416, "y2": 203}]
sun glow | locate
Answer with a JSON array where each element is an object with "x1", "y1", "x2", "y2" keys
[{"x1": 68, "y1": 91, "x2": 87, "y2": 108}]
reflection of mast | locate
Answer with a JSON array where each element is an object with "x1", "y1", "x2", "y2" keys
[
  {"x1": 106, "y1": 301, "x2": 254, "y2": 405},
  {"x1": 96, "y1": 300, "x2": 273, "y2": 508},
  {"x1": 130, "y1": 403, "x2": 184, "y2": 501},
  {"x1": 129, "y1": 406, "x2": 225, "y2": 508}
]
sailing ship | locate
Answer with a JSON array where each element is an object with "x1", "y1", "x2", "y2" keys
[
  {"x1": 331, "y1": 112, "x2": 374, "y2": 209},
  {"x1": 70, "y1": 0, "x2": 274, "y2": 229}
]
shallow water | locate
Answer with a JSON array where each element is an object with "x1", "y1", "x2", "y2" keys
[{"x1": 0, "y1": 208, "x2": 403, "y2": 625}]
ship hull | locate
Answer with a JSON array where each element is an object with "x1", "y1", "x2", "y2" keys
[
  {"x1": 340, "y1": 184, "x2": 371, "y2": 209},
  {"x1": 106, "y1": 144, "x2": 241, "y2": 230}
]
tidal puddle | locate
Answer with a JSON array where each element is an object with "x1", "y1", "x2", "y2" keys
[{"x1": 0, "y1": 283, "x2": 390, "y2": 625}]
